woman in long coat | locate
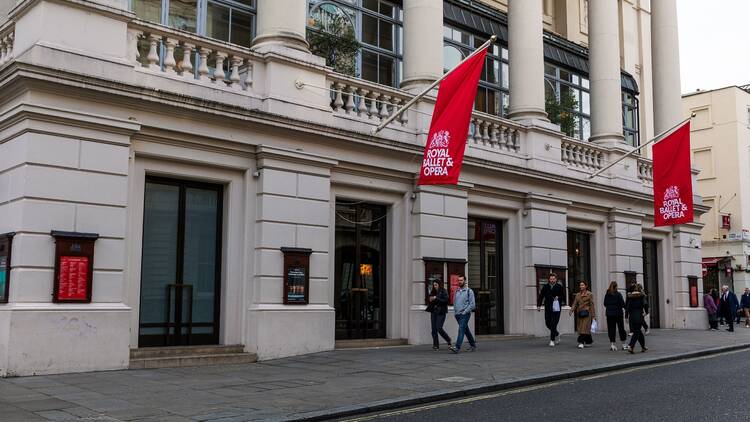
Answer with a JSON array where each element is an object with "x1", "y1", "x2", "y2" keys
[{"x1": 570, "y1": 281, "x2": 596, "y2": 349}]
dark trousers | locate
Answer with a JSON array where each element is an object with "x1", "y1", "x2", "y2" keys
[
  {"x1": 628, "y1": 321, "x2": 645, "y2": 349},
  {"x1": 577, "y1": 334, "x2": 593, "y2": 345},
  {"x1": 430, "y1": 312, "x2": 451, "y2": 347},
  {"x1": 606, "y1": 315, "x2": 627, "y2": 343},
  {"x1": 455, "y1": 313, "x2": 476, "y2": 350},
  {"x1": 708, "y1": 314, "x2": 718, "y2": 330},
  {"x1": 544, "y1": 310, "x2": 561, "y2": 341},
  {"x1": 723, "y1": 306, "x2": 734, "y2": 331}
]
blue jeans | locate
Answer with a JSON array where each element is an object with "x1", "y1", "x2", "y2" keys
[{"x1": 454, "y1": 312, "x2": 476, "y2": 350}]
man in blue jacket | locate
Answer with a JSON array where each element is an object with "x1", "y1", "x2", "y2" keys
[
  {"x1": 451, "y1": 276, "x2": 476, "y2": 353},
  {"x1": 719, "y1": 285, "x2": 740, "y2": 332}
]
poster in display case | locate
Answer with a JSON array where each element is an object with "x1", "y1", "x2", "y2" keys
[
  {"x1": 51, "y1": 231, "x2": 98, "y2": 303},
  {"x1": 281, "y1": 247, "x2": 312, "y2": 305},
  {"x1": 0, "y1": 233, "x2": 14, "y2": 303}
]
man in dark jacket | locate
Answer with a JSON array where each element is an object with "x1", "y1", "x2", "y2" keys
[
  {"x1": 741, "y1": 288, "x2": 750, "y2": 328},
  {"x1": 538, "y1": 273, "x2": 565, "y2": 347},
  {"x1": 719, "y1": 285, "x2": 740, "y2": 332}
]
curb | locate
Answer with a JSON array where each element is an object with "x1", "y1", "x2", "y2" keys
[{"x1": 289, "y1": 342, "x2": 750, "y2": 421}]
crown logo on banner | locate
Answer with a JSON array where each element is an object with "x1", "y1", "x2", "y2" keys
[
  {"x1": 663, "y1": 185, "x2": 680, "y2": 201},
  {"x1": 428, "y1": 130, "x2": 451, "y2": 149}
]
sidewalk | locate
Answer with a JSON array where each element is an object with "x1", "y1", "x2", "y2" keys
[{"x1": 2, "y1": 329, "x2": 749, "y2": 422}]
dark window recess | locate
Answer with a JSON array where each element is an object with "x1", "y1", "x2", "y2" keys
[
  {"x1": 567, "y1": 229, "x2": 592, "y2": 305},
  {"x1": 468, "y1": 218, "x2": 504, "y2": 335},
  {"x1": 0, "y1": 233, "x2": 15, "y2": 304}
]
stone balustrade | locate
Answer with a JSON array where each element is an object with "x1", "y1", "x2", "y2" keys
[
  {"x1": 0, "y1": 23, "x2": 14, "y2": 67},
  {"x1": 561, "y1": 137, "x2": 605, "y2": 170},
  {"x1": 128, "y1": 20, "x2": 259, "y2": 92},
  {"x1": 328, "y1": 74, "x2": 413, "y2": 127},
  {"x1": 469, "y1": 112, "x2": 522, "y2": 154},
  {"x1": 637, "y1": 157, "x2": 654, "y2": 184}
]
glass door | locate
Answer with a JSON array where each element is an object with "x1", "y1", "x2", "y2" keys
[
  {"x1": 334, "y1": 202, "x2": 386, "y2": 340},
  {"x1": 467, "y1": 219, "x2": 504, "y2": 335},
  {"x1": 642, "y1": 239, "x2": 660, "y2": 329},
  {"x1": 139, "y1": 177, "x2": 223, "y2": 347}
]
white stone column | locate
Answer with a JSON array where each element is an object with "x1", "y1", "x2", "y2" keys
[
  {"x1": 401, "y1": 0, "x2": 443, "y2": 91},
  {"x1": 508, "y1": 0, "x2": 548, "y2": 122},
  {"x1": 651, "y1": 0, "x2": 683, "y2": 134},
  {"x1": 252, "y1": 0, "x2": 309, "y2": 52},
  {"x1": 588, "y1": 0, "x2": 625, "y2": 147}
]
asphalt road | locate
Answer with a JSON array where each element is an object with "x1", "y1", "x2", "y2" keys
[{"x1": 342, "y1": 349, "x2": 750, "y2": 422}]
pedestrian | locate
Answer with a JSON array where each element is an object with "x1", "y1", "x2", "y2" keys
[
  {"x1": 714, "y1": 289, "x2": 724, "y2": 326},
  {"x1": 450, "y1": 275, "x2": 476, "y2": 353},
  {"x1": 719, "y1": 285, "x2": 739, "y2": 332},
  {"x1": 537, "y1": 273, "x2": 565, "y2": 347},
  {"x1": 570, "y1": 281, "x2": 596, "y2": 349},
  {"x1": 704, "y1": 289, "x2": 719, "y2": 330},
  {"x1": 641, "y1": 290, "x2": 650, "y2": 335},
  {"x1": 741, "y1": 288, "x2": 750, "y2": 328},
  {"x1": 625, "y1": 283, "x2": 648, "y2": 353},
  {"x1": 603, "y1": 281, "x2": 628, "y2": 351},
  {"x1": 426, "y1": 281, "x2": 452, "y2": 350}
]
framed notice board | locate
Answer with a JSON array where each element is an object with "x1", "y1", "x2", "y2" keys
[
  {"x1": 688, "y1": 276, "x2": 699, "y2": 308},
  {"x1": 51, "y1": 231, "x2": 98, "y2": 303},
  {"x1": 281, "y1": 247, "x2": 312, "y2": 305},
  {"x1": 0, "y1": 232, "x2": 14, "y2": 303}
]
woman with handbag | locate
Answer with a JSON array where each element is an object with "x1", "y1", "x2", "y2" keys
[
  {"x1": 427, "y1": 281, "x2": 452, "y2": 351},
  {"x1": 625, "y1": 283, "x2": 648, "y2": 353},
  {"x1": 570, "y1": 281, "x2": 596, "y2": 349}
]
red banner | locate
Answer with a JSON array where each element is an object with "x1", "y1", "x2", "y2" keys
[
  {"x1": 653, "y1": 121, "x2": 693, "y2": 226},
  {"x1": 418, "y1": 49, "x2": 488, "y2": 185}
]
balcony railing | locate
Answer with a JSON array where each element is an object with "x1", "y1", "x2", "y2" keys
[
  {"x1": 0, "y1": 22, "x2": 14, "y2": 67},
  {"x1": 470, "y1": 112, "x2": 522, "y2": 154},
  {"x1": 328, "y1": 73, "x2": 412, "y2": 127},
  {"x1": 128, "y1": 20, "x2": 260, "y2": 92},
  {"x1": 560, "y1": 137, "x2": 605, "y2": 171},
  {"x1": 637, "y1": 157, "x2": 654, "y2": 184}
]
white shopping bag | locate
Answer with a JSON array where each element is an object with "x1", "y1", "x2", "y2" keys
[
  {"x1": 590, "y1": 319, "x2": 598, "y2": 333},
  {"x1": 552, "y1": 299, "x2": 561, "y2": 312}
]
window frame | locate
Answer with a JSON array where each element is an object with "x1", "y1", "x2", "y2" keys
[
  {"x1": 443, "y1": 24, "x2": 510, "y2": 118},
  {"x1": 544, "y1": 62, "x2": 591, "y2": 141},
  {"x1": 307, "y1": 0, "x2": 404, "y2": 87}
]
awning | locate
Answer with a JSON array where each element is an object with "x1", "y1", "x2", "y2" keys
[{"x1": 444, "y1": 0, "x2": 640, "y2": 94}]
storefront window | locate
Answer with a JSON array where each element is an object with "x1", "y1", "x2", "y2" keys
[
  {"x1": 567, "y1": 230, "x2": 592, "y2": 304},
  {"x1": 307, "y1": 0, "x2": 403, "y2": 87},
  {"x1": 444, "y1": 25, "x2": 509, "y2": 118}
]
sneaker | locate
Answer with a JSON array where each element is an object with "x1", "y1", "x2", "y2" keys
[
  {"x1": 644, "y1": 329, "x2": 650, "y2": 335},
  {"x1": 449, "y1": 345, "x2": 459, "y2": 354},
  {"x1": 432, "y1": 346, "x2": 439, "y2": 351},
  {"x1": 468, "y1": 345, "x2": 476, "y2": 352},
  {"x1": 622, "y1": 344, "x2": 629, "y2": 350},
  {"x1": 610, "y1": 343, "x2": 617, "y2": 352},
  {"x1": 549, "y1": 341, "x2": 556, "y2": 347},
  {"x1": 577, "y1": 343, "x2": 584, "y2": 349},
  {"x1": 641, "y1": 346, "x2": 648, "y2": 353},
  {"x1": 555, "y1": 335, "x2": 561, "y2": 345}
]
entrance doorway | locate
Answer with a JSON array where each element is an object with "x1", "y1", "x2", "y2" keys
[
  {"x1": 334, "y1": 202, "x2": 387, "y2": 340},
  {"x1": 467, "y1": 219, "x2": 504, "y2": 335},
  {"x1": 642, "y1": 239, "x2": 660, "y2": 329},
  {"x1": 139, "y1": 177, "x2": 223, "y2": 347}
]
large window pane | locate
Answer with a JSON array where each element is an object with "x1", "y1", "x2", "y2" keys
[
  {"x1": 361, "y1": 14, "x2": 378, "y2": 46},
  {"x1": 231, "y1": 9, "x2": 253, "y2": 47},
  {"x1": 133, "y1": 0, "x2": 161, "y2": 23},
  {"x1": 169, "y1": 0, "x2": 197, "y2": 33},
  {"x1": 379, "y1": 20, "x2": 393, "y2": 51},
  {"x1": 361, "y1": 50, "x2": 378, "y2": 82},
  {"x1": 444, "y1": 45, "x2": 463, "y2": 72},
  {"x1": 363, "y1": 0, "x2": 378, "y2": 13},
  {"x1": 206, "y1": 2, "x2": 230, "y2": 42},
  {"x1": 501, "y1": 62, "x2": 509, "y2": 89},
  {"x1": 379, "y1": 55, "x2": 394, "y2": 87}
]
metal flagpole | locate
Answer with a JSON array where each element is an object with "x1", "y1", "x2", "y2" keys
[
  {"x1": 371, "y1": 35, "x2": 497, "y2": 135},
  {"x1": 587, "y1": 113, "x2": 695, "y2": 179}
]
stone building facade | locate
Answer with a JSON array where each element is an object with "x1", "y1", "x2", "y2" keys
[{"x1": 0, "y1": 0, "x2": 706, "y2": 376}]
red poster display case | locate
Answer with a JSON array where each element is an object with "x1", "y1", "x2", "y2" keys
[{"x1": 51, "y1": 231, "x2": 98, "y2": 303}]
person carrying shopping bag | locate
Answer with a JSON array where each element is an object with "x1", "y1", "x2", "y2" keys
[
  {"x1": 603, "y1": 281, "x2": 628, "y2": 351},
  {"x1": 570, "y1": 281, "x2": 596, "y2": 349}
]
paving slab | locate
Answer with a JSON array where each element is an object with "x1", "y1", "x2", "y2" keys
[{"x1": 0, "y1": 329, "x2": 748, "y2": 421}]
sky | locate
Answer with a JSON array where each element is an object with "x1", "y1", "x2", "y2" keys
[{"x1": 677, "y1": 0, "x2": 750, "y2": 94}]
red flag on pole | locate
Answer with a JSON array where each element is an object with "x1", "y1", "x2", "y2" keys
[
  {"x1": 653, "y1": 121, "x2": 693, "y2": 226},
  {"x1": 418, "y1": 48, "x2": 488, "y2": 185}
]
